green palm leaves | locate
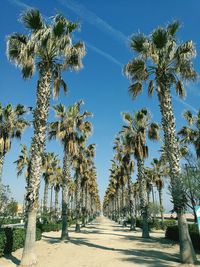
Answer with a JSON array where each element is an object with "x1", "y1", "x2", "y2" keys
[
  {"x1": 49, "y1": 101, "x2": 92, "y2": 155},
  {"x1": 124, "y1": 21, "x2": 197, "y2": 99},
  {"x1": 0, "y1": 104, "x2": 29, "y2": 181},
  {"x1": 121, "y1": 109, "x2": 160, "y2": 160},
  {"x1": 0, "y1": 104, "x2": 29, "y2": 155},
  {"x1": 179, "y1": 109, "x2": 200, "y2": 157},
  {"x1": 7, "y1": 9, "x2": 85, "y2": 91}
]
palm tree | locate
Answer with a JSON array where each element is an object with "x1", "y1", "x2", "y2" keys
[
  {"x1": 132, "y1": 181, "x2": 140, "y2": 219},
  {"x1": 15, "y1": 144, "x2": 30, "y2": 181},
  {"x1": 42, "y1": 152, "x2": 60, "y2": 213},
  {"x1": 78, "y1": 144, "x2": 96, "y2": 226},
  {"x1": 178, "y1": 110, "x2": 200, "y2": 158},
  {"x1": 0, "y1": 104, "x2": 29, "y2": 182},
  {"x1": 14, "y1": 144, "x2": 30, "y2": 223},
  {"x1": 7, "y1": 9, "x2": 85, "y2": 266},
  {"x1": 121, "y1": 109, "x2": 160, "y2": 238},
  {"x1": 149, "y1": 158, "x2": 167, "y2": 224},
  {"x1": 114, "y1": 133, "x2": 135, "y2": 229},
  {"x1": 124, "y1": 21, "x2": 197, "y2": 263},
  {"x1": 108, "y1": 162, "x2": 121, "y2": 222},
  {"x1": 49, "y1": 101, "x2": 92, "y2": 239},
  {"x1": 72, "y1": 136, "x2": 93, "y2": 233},
  {"x1": 53, "y1": 168, "x2": 62, "y2": 217}
]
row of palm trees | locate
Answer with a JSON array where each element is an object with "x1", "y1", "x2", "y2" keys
[
  {"x1": 0, "y1": 102, "x2": 101, "y2": 243},
  {"x1": 104, "y1": 21, "x2": 198, "y2": 264},
  {"x1": 2, "y1": 7, "x2": 200, "y2": 266},
  {"x1": 3, "y1": 9, "x2": 101, "y2": 267}
]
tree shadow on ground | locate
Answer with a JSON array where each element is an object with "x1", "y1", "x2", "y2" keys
[
  {"x1": 4, "y1": 253, "x2": 20, "y2": 265},
  {"x1": 69, "y1": 237, "x2": 180, "y2": 266},
  {"x1": 42, "y1": 235, "x2": 63, "y2": 244}
]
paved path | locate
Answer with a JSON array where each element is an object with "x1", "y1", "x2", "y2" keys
[{"x1": 0, "y1": 216, "x2": 199, "y2": 267}]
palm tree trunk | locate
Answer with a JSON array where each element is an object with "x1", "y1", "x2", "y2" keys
[
  {"x1": 75, "y1": 173, "x2": 81, "y2": 232},
  {"x1": 61, "y1": 146, "x2": 70, "y2": 240},
  {"x1": 85, "y1": 183, "x2": 89, "y2": 224},
  {"x1": 137, "y1": 158, "x2": 149, "y2": 238},
  {"x1": 121, "y1": 184, "x2": 125, "y2": 219},
  {"x1": 50, "y1": 186, "x2": 53, "y2": 212},
  {"x1": 82, "y1": 184, "x2": 87, "y2": 226},
  {"x1": 157, "y1": 86, "x2": 197, "y2": 264},
  {"x1": 43, "y1": 179, "x2": 49, "y2": 212},
  {"x1": 0, "y1": 154, "x2": 5, "y2": 184},
  {"x1": 127, "y1": 175, "x2": 135, "y2": 230},
  {"x1": 116, "y1": 187, "x2": 120, "y2": 221},
  {"x1": 20, "y1": 67, "x2": 52, "y2": 267},
  {"x1": 158, "y1": 188, "x2": 164, "y2": 224},
  {"x1": 54, "y1": 186, "x2": 59, "y2": 216}
]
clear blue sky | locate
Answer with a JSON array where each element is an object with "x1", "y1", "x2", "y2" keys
[{"x1": 1, "y1": 0, "x2": 200, "y2": 211}]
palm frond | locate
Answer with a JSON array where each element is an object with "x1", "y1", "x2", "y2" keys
[
  {"x1": 183, "y1": 110, "x2": 194, "y2": 126},
  {"x1": 21, "y1": 9, "x2": 44, "y2": 31},
  {"x1": 152, "y1": 28, "x2": 168, "y2": 49},
  {"x1": 175, "y1": 80, "x2": 186, "y2": 98},
  {"x1": 130, "y1": 33, "x2": 148, "y2": 53},
  {"x1": 128, "y1": 82, "x2": 142, "y2": 99},
  {"x1": 148, "y1": 80, "x2": 154, "y2": 96},
  {"x1": 148, "y1": 122, "x2": 160, "y2": 141},
  {"x1": 167, "y1": 21, "x2": 180, "y2": 37},
  {"x1": 124, "y1": 58, "x2": 148, "y2": 81}
]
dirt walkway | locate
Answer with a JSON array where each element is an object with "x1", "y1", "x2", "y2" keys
[{"x1": 0, "y1": 216, "x2": 199, "y2": 267}]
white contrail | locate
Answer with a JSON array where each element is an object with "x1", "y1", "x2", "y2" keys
[
  {"x1": 9, "y1": 0, "x2": 32, "y2": 9},
  {"x1": 58, "y1": 0, "x2": 127, "y2": 45},
  {"x1": 9, "y1": 0, "x2": 123, "y2": 68},
  {"x1": 172, "y1": 94, "x2": 198, "y2": 113},
  {"x1": 86, "y1": 42, "x2": 123, "y2": 67}
]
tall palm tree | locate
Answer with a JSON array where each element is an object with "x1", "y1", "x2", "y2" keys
[
  {"x1": 114, "y1": 133, "x2": 135, "y2": 229},
  {"x1": 149, "y1": 158, "x2": 167, "y2": 224},
  {"x1": 178, "y1": 110, "x2": 200, "y2": 158},
  {"x1": 7, "y1": 9, "x2": 85, "y2": 266},
  {"x1": 53, "y1": 168, "x2": 62, "y2": 217},
  {"x1": 42, "y1": 152, "x2": 60, "y2": 213},
  {"x1": 78, "y1": 144, "x2": 95, "y2": 226},
  {"x1": 49, "y1": 101, "x2": 92, "y2": 239},
  {"x1": 72, "y1": 135, "x2": 93, "y2": 232},
  {"x1": 124, "y1": 21, "x2": 197, "y2": 263},
  {"x1": 15, "y1": 144, "x2": 30, "y2": 182},
  {"x1": 121, "y1": 109, "x2": 160, "y2": 237},
  {"x1": 0, "y1": 104, "x2": 29, "y2": 182},
  {"x1": 108, "y1": 162, "x2": 121, "y2": 222}
]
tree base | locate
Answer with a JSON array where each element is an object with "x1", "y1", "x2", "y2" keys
[
  {"x1": 60, "y1": 232, "x2": 70, "y2": 241},
  {"x1": 75, "y1": 223, "x2": 81, "y2": 233},
  {"x1": 18, "y1": 252, "x2": 37, "y2": 267}
]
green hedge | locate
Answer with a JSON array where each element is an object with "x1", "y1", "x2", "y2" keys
[
  {"x1": 0, "y1": 227, "x2": 42, "y2": 256},
  {"x1": 165, "y1": 224, "x2": 200, "y2": 250},
  {"x1": 135, "y1": 218, "x2": 176, "y2": 230},
  {"x1": 0, "y1": 231, "x2": 6, "y2": 257},
  {"x1": 37, "y1": 223, "x2": 61, "y2": 233}
]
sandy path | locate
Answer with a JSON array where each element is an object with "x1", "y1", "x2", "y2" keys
[{"x1": 0, "y1": 216, "x2": 199, "y2": 267}]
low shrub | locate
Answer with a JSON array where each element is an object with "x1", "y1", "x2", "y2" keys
[
  {"x1": 37, "y1": 223, "x2": 61, "y2": 233},
  {"x1": 2, "y1": 227, "x2": 42, "y2": 255},
  {"x1": 165, "y1": 224, "x2": 200, "y2": 250},
  {"x1": 0, "y1": 231, "x2": 6, "y2": 257},
  {"x1": 135, "y1": 218, "x2": 176, "y2": 230},
  {"x1": 36, "y1": 227, "x2": 42, "y2": 241},
  {"x1": 0, "y1": 218, "x2": 21, "y2": 225},
  {"x1": 136, "y1": 218, "x2": 142, "y2": 228}
]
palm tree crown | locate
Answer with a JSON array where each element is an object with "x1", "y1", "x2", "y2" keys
[
  {"x1": 0, "y1": 104, "x2": 29, "y2": 156},
  {"x1": 124, "y1": 21, "x2": 196, "y2": 99},
  {"x1": 121, "y1": 109, "x2": 160, "y2": 160},
  {"x1": 178, "y1": 110, "x2": 200, "y2": 157},
  {"x1": 7, "y1": 9, "x2": 85, "y2": 95}
]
